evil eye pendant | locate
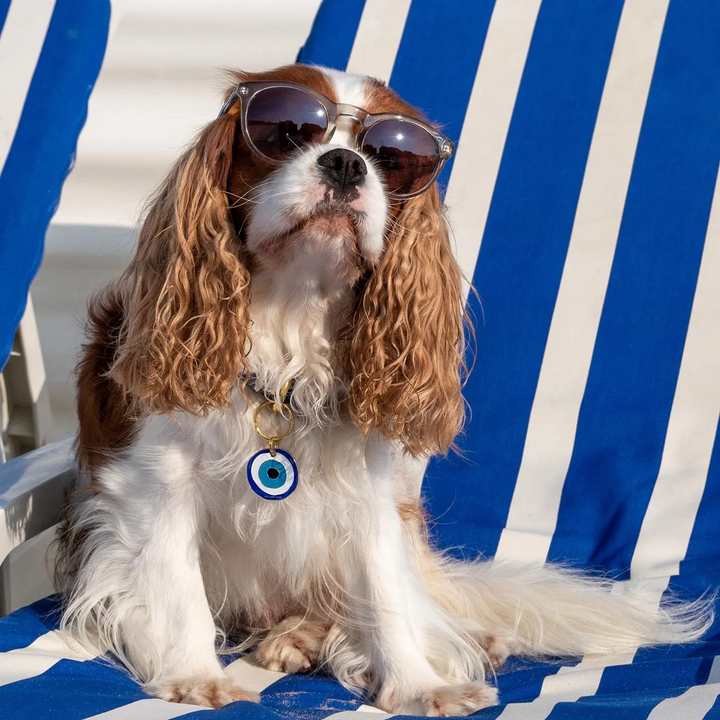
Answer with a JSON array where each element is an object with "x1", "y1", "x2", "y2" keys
[{"x1": 247, "y1": 448, "x2": 298, "y2": 500}]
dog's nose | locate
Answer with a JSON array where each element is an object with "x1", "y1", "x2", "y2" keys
[{"x1": 317, "y1": 149, "x2": 367, "y2": 194}]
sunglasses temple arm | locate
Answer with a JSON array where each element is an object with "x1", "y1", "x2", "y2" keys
[{"x1": 218, "y1": 86, "x2": 240, "y2": 118}]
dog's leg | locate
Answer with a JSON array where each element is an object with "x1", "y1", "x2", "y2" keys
[
  {"x1": 328, "y1": 438, "x2": 497, "y2": 717},
  {"x1": 343, "y1": 501, "x2": 497, "y2": 715},
  {"x1": 255, "y1": 616, "x2": 331, "y2": 673},
  {"x1": 60, "y1": 443, "x2": 258, "y2": 709}
]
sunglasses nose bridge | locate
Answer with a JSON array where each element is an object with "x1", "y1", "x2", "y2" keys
[
  {"x1": 331, "y1": 104, "x2": 367, "y2": 147},
  {"x1": 331, "y1": 118, "x2": 363, "y2": 148}
]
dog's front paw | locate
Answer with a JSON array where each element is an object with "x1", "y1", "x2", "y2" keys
[
  {"x1": 148, "y1": 677, "x2": 260, "y2": 708},
  {"x1": 377, "y1": 681, "x2": 498, "y2": 717},
  {"x1": 256, "y1": 616, "x2": 329, "y2": 673}
]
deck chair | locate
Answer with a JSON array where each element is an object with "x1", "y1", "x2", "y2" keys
[
  {"x1": 0, "y1": 0, "x2": 111, "y2": 614},
  {"x1": 3, "y1": 0, "x2": 720, "y2": 718},
  {"x1": 0, "y1": 0, "x2": 114, "y2": 461}
]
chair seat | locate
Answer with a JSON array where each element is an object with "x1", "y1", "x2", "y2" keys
[
  {"x1": 2, "y1": 596, "x2": 719, "y2": 719},
  {"x1": 4, "y1": 0, "x2": 720, "y2": 717}
]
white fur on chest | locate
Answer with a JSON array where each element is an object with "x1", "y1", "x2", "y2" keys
[
  {"x1": 243, "y1": 268, "x2": 352, "y2": 427},
  {"x1": 133, "y1": 387, "x2": 393, "y2": 628}
]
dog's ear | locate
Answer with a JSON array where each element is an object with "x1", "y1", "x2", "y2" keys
[
  {"x1": 109, "y1": 110, "x2": 252, "y2": 414},
  {"x1": 346, "y1": 185, "x2": 466, "y2": 456}
]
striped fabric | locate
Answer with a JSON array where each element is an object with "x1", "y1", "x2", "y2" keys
[
  {"x1": 3, "y1": 0, "x2": 720, "y2": 718},
  {"x1": 0, "y1": 0, "x2": 110, "y2": 370},
  {"x1": 310, "y1": 0, "x2": 720, "y2": 715},
  {"x1": 2, "y1": 594, "x2": 720, "y2": 720}
]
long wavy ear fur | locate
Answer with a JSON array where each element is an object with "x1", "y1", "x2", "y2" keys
[
  {"x1": 346, "y1": 187, "x2": 466, "y2": 457},
  {"x1": 109, "y1": 112, "x2": 251, "y2": 414}
]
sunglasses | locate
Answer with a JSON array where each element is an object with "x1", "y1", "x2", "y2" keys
[{"x1": 219, "y1": 81, "x2": 454, "y2": 198}]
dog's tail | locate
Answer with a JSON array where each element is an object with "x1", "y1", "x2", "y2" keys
[
  {"x1": 432, "y1": 557, "x2": 713, "y2": 656},
  {"x1": 426, "y1": 557, "x2": 713, "y2": 657},
  {"x1": 401, "y1": 504, "x2": 712, "y2": 656},
  {"x1": 399, "y1": 501, "x2": 712, "y2": 656}
]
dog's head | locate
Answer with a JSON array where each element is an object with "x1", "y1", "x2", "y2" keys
[{"x1": 111, "y1": 64, "x2": 465, "y2": 456}]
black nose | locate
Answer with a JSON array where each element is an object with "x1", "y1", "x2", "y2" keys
[{"x1": 317, "y1": 148, "x2": 367, "y2": 194}]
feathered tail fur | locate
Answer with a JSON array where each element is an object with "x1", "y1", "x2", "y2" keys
[
  {"x1": 401, "y1": 506, "x2": 713, "y2": 658},
  {"x1": 433, "y1": 559, "x2": 712, "y2": 657}
]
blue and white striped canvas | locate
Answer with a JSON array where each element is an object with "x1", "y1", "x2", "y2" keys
[
  {"x1": 4, "y1": 0, "x2": 720, "y2": 718},
  {"x1": 0, "y1": 0, "x2": 109, "y2": 370}
]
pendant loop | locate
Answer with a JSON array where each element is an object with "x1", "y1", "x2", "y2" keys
[
  {"x1": 249, "y1": 380, "x2": 298, "y2": 500},
  {"x1": 253, "y1": 400, "x2": 295, "y2": 443}
]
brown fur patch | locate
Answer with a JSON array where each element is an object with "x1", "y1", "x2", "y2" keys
[
  {"x1": 75, "y1": 288, "x2": 138, "y2": 475},
  {"x1": 362, "y1": 79, "x2": 428, "y2": 120},
  {"x1": 107, "y1": 114, "x2": 252, "y2": 417},
  {"x1": 397, "y1": 498, "x2": 428, "y2": 531},
  {"x1": 227, "y1": 65, "x2": 335, "y2": 103},
  {"x1": 343, "y1": 186, "x2": 466, "y2": 457}
]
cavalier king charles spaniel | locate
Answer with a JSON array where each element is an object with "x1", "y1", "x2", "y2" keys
[{"x1": 55, "y1": 65, "x2": 710, "y2": 715}]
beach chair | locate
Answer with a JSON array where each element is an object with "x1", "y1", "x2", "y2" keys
[
  {"x1": 2, "y1": 0, "x2": 720, "y2": 718},
  {"x1": 0, "y1": 0, "x2": 111, "y2": 617},
  {"x1": 0, "y1": 0, "x2": 95, "y2": 460}
]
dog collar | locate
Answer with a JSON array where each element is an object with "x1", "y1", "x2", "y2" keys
[{"x1": 246, "y1": 373, "x2": 295, "y2": 404}]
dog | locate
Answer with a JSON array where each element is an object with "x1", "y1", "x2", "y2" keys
[{"x1": 54, "y1": 64, "x2": 711, "y2": 715}]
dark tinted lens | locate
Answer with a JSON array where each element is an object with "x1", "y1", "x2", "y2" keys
[
  {"x1": 362, "y1": 120, "x2": 439, "y2": 195},
  {"x1": 246, "y1": 87, "x2": 328, "y2": 160}
]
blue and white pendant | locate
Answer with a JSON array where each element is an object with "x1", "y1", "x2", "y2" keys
[{"x1": 247, "y1": 448, "x2": 298, "y2": 500}]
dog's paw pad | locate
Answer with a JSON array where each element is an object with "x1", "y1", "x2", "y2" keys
[
  {"x1": 149, "y1": 677, "x2": 260, "y2": 708},
  {"x1": 424, "y1": 682, "x2": 499, "y2": 717}
]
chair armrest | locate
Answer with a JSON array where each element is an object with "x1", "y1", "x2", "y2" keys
[{"x1": 0, "y1": 438, "x2": 76, "y2": 567}]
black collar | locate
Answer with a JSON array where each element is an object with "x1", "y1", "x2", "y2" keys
[{"x1": 247, "y1": 374, "x2": 295, "y2": 405}]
